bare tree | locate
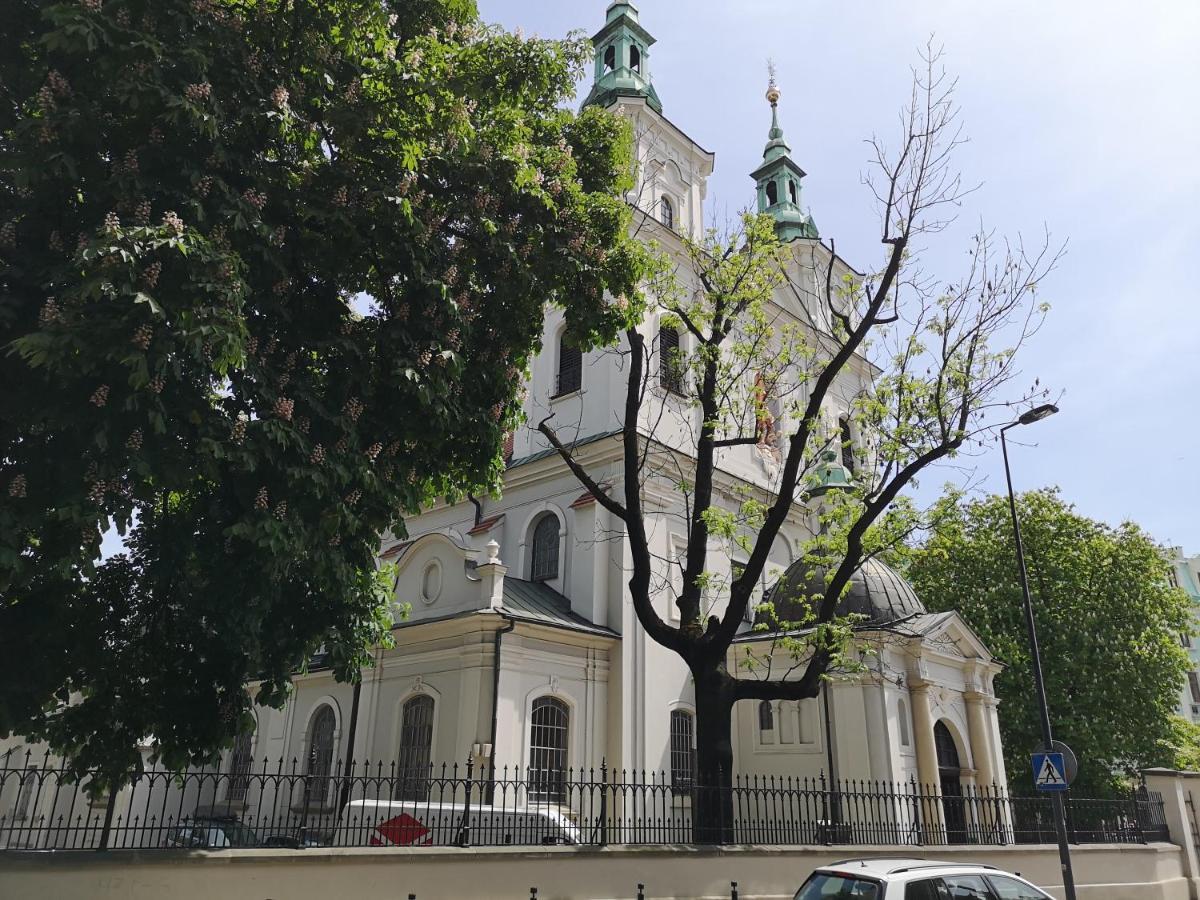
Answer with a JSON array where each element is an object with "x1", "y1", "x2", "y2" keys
[{"x1": 539, "y1": 46, "x2": 1060, "y2": 839}]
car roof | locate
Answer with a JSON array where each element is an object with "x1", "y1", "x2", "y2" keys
[{"x1": 819, "y1": 858, "x2": 1001, "y2": 878}]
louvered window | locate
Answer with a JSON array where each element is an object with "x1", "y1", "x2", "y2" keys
[
  {"x1": 839, "y1": 416, "x2": 856, "y2": 474},
  {"x1": 659, "y1": 326, "x2": 683, "y2": 394},
  {"x1": 556, "y1": 337, "x2": 582, "y2": 396}
]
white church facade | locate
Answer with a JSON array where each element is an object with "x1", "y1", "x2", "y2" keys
[
  {"x1": 1, "y1": 1, "x2": 1009, "y2": 845},
  {"x1": 250, "y1": 0, "x2": 1008, "y2": 806}
]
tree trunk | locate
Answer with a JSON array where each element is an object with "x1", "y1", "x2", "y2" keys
[{"x1": 692, "y1": 668, "x2": 735, "y2": 844}]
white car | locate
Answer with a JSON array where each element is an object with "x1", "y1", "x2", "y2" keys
[{"x1": 794, "y1": 858, "x2": 1053, "y2": 899}]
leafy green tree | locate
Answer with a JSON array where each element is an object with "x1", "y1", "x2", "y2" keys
[
  {"x1": 904, "y1": 488, "x2": 1193, "y2": 793},
  {"x1": 0, "y1": 0, "x2": 640, "y2": 778}
]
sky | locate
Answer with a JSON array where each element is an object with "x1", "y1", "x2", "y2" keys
[{"x1": 478, "y1": 0, "x2": 1200, "y2": 552}]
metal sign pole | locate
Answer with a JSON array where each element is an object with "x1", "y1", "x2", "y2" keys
[{"x1": 1002, "y1": 420, "x2": 1077, "y2": 900}]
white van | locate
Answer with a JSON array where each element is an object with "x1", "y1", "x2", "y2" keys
[{"x1": 337, "y1": 800, "x2": 582, "y2": 847}]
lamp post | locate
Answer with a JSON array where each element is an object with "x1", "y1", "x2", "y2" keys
[{"x1": 1000, "y1": 403, "x2": 1076, "y2": 900}]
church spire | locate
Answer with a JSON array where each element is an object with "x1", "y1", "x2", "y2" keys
[
  {"x1": 751, "y1": 67, "x2": 818, "y2": 242},
  {"x1": 582, "y1": 2, "x2": 663, "y2": 114}
]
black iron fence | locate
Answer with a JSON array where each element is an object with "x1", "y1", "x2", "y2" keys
[{"x1": 0, "y1": 751, "x2": 1169, "y2": 851}]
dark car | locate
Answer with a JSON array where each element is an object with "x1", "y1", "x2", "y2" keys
[{"x1": 164, "y1": 817, "x2": 261, "y2": 849}]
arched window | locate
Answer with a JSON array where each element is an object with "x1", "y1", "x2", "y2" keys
[
  {"x1": 13, "y1": 769, "x2": 38, "y2": 821},
  {"x1": 758, "y1": 700, "x2": 775, "y2": 743},
  {"x1": 669, "y1": 710, "x2": 695, "y2": 792},
  {"x1": 304, "y1": 705, "x2": 337, "y2": 806},
  {"x1": 839, "y1": 416, "x2": 856, "y2": 474},
  {"x1": 630, "y1": 44, "x2": 641, "y2": 73},
  {"x1": 396, "y1": 695, "x2": 435, "y2": 800},
  {"x1": 530, "y1": 513, "x2": 560, "y2": 582},
  {"x1": 788, "y1": 179, "x2": 798, "y2": 205},
  {"x1": 603, "y1": 45, "x2": 615, "y2": 72},
  {"x1": 898, "y1": 698, "x2": 911, "y2": 747},
  {"x1": 659, "y1": 195, "x2": 674, "y2": 230},
  {"x1": 529, "y1": 697, "x2": 569, "y2": 802},
  {"x1": 765, "y1": 180, "x2": 778, "y2": 206},
  {"x1": 227, "y1": 727, "x2": 255, "y2": 802},
  {"x1": 555, "y1": 334, "x2": 581, "y2": 396},
  {"x1": 658, "y1": 325, "x2": 683, "y2": 393},
  {"x1": 797, "y1": 699, "x2": 817, "y2": 745}
]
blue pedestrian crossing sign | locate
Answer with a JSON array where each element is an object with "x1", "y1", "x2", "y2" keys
[{"x1": 1032, "y1": 752, "x2": 1069, "y2": 791}]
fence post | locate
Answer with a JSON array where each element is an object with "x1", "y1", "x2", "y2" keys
[
  {"x1": 637, "y1": 884, "x2": 645, "y2": 900},
  {"x1": 599, "y1": 758, "x2": 609, "y2": 847},
  {"x1": 731, "y1": 880, "x2": 739, "y2": 900},
  {"x1": 1142, "y1": 769, "x2": 1200, "y2": 885}
]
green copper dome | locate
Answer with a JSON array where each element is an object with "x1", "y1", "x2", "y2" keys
[
  {"x1": 751, "y1": 81, "x2": 818, "y2": 242},
  {"x1": 582, "y1": 2, "x2": 663, "y2": 114}
]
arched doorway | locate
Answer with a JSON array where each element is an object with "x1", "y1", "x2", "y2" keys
[{"x1": 934, "y1": 721, "x2": 968, "y2": 843}]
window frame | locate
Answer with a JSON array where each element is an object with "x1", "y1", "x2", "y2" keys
[
  {"x1": 395, "y1": 694, "x2": 436, "y2": 801},
  {"x1": 659, "y1": 195, "x2": 674, "y2": 230},
  {"x1": 529, "y1": 513, "x2": 561, "y2": 583},
  {"x1": 1189, "y1": 671, "x2": 1200, "y2": 704},
  {"x1": 839, "y1": 415, "x2": 856, "y2": 474},
  {"x1": 669, "y1": 708, "x2": 696, "y2": 794},
  {"x1": 553, "y1": 335, "x2": 582, "y2": 398},
  {"x1": 303, "y1": 704, "x2": 337, "y2": 808},
  {"x1": 528, "y1": 696, "x2": 570, "y2": 803},
  {"x1": 227, "y1": 727, "x2": 255, "y2": 803},
  {"x1": 658, "y1": 324, "x2": 684, "y2": 394}
]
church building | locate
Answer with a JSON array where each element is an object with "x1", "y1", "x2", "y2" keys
[{"x1": 255, "y1": 0, "x2": 1008, "y2": 807}]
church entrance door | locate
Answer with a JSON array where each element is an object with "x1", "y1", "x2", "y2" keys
[{"x1": 935, "y1": 721, "x2": 968, "y2": 843}]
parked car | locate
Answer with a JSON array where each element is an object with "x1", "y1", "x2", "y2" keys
[
  {"x1": 794, "y1": 858, "x2": 1052, "y2": 899},
  {"x1": 261, "y1": 827, "x2": 328, "y2": 849},
  {"x1": 163, "y1": 816, "x2": 261, "y2": 849},
  {"x1": 339, "y1": 800, "x2": 581, "y2": 847}
]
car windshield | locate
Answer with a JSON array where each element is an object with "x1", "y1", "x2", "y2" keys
[{"x1": 796, "y1": 872, "x2": 880, "y2": 899}]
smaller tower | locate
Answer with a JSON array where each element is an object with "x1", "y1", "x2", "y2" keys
[
  {"x1": 582, "y1": 2, "x2": 663, "y2": 114},
  {"x1": 750, "y1": 69, "x2": 818, "y2": 241}
]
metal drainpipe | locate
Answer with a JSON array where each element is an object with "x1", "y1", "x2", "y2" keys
[{"x1": 487, "y1": 617, "x2": 516, "y2": 803}]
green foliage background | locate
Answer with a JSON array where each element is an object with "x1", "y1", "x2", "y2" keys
[
  {"x1": 904, "y1": 488, "x2": 1194, "y2": 793},
  {"x1": 0, "y1": 0, "x2": 641, "y2": 776}
]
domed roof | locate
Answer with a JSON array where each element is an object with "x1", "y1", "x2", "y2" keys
[{"x1": 759, "y1": 556, "x2": 925, "y2": 628}]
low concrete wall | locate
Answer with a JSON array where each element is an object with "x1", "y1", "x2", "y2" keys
[{"x1": 0, "y1": 842, "x2": 1187, "y2": 900}]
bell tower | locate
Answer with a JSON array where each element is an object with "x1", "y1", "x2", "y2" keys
[
  {"x1": 582, "y1": 2, "x2": 663, "y2": 114},
  {"x1": 750, "y1": 69, "x2": 818, "y2": 241}
]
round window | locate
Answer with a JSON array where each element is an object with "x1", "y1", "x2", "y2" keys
[{"x1": 420, "y1": 561, "x2": 442, "y2": 604}]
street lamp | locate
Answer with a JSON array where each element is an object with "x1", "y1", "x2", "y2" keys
[{"x1": 1001, "y1": 403, "x2": 1076, "y2": 900}]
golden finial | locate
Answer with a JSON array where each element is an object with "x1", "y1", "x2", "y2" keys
[{"x1": 766, "y1": 59, "x2": 780, "y2": 106}]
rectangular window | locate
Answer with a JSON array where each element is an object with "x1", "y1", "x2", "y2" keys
[
  {"x1": 658, "y1": 327, "x2": 684, "y2": 394},
  {"x1": 732, "y1": 560, "x2": 753, "y2": 623},
  {"x1": 555, "y1": 342, "x2": 582, "y2": 396},
  {"x1": 1183, "y1": 632, "x2": 1193, "y2": 649},
  {"x1": 1189, "y1": 672, "x2": 1200, "y2": 704},
  {"x1": 669, "y1": 710, "x2": 695, "y2": 793}
]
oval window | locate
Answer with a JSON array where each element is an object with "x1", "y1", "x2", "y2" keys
[{"x1": 421, "y1": 561, "x2": 442, "y2": 604}]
